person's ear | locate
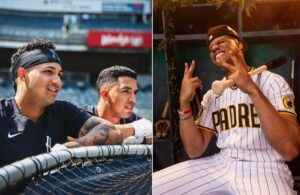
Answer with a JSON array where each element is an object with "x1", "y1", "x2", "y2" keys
[
  {"x1": 237, "y1": 41, "x2": 243, "y2": 50},
  {"x1": 100, "y1": 89, "x2": 109, "y2": 100},
  {"x1": 17, "y1": 68, "x2": 26, "y2": 81}
]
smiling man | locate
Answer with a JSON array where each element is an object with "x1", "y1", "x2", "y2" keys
[
  {"x1": 153, "y1": 25, "x2": 300, "y2": 195},
  {"x1": 83, "y1": 66, "x2": 152, "y2": 144},
  {"x1": 0, "y1": 39, "x2": 123, "y2": 193}
]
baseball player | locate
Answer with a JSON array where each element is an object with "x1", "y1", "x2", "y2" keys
[
  {"x1": 0, "y1": 39, "x2": 123, "y2": 194},
  {"x1": 153, "y1": 25, "x2": 300, "y2": 195},
  {"x1": 82, "y1": 65, "x2": 152, "y2": 144}
]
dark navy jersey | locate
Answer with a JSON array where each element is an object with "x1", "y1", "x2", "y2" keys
[
  {"x1": 82, "y1": 105, "x2": 141, "y2": 124},
  {"x1": 0, "y1": 98, "x2": 91, "y2": 168}
]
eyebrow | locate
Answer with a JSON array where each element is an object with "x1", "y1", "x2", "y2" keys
[
  {"x1": 209, "y1": 38, "x2": 226, "y2": 51},
  {"x1": 120, "y1": 86, "x2": 139, "y2": 92},
  {"x1": 44, "y1": 65, "x2": 63, "y2": 73}
]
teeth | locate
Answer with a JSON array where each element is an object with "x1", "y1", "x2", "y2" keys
[
  {"x1": 48, "y1": 87, "x2": 57, "y2": 92},
  {"x1": 215, "y1": 52, "x2": 224, "y2": 60}
]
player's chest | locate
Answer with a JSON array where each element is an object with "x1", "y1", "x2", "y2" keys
[{"x1": 212, "y1": 91, "x2": 260, "y2": 131}]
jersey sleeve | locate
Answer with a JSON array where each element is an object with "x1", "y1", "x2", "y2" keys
[
  {"x1": 62, "y1": 101, "x2": 92, "y2": 137},
  {"x1": 80, "y1": 105, "x2": 98, "y2": 116},
  {"x1": 194, "y1": 90, "x2": 216, "y2": 133},
  {"x1": 262, "y1": 72, "x2": 296, "y2": 116}
]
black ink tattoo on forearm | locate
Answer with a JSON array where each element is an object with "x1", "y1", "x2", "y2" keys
[
  {"x1": 78, "y1": 116, "x2": 103, "y2": 137},
  {"x1": 93, "y1": 126, "x2": 110, "y2": 145},
  {"x1": 76, "y1": 116, "x2": 123, "y2": 145}
]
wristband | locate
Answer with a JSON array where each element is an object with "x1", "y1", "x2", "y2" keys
[
  {"x1": 131, "y1": 118, "x2": 152, "y2": 137},
  {"x1": 179, "y1": 112, "x2": 192, "y2": 120},
  {"x1": 178, "y1": 108, "x2": 191, "y2": 116}
]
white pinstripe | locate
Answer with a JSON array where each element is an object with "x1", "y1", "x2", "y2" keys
[{"x1": 154, "y1": 70, "x2": 296, "y2": 195}]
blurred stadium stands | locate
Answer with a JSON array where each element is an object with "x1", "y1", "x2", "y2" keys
[{"x1": 0, "y1": 10, "x2": 151, "y2": 44}]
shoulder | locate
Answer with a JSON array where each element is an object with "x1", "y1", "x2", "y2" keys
[
  {"x1": 201, "y1": 90, "x2": 215, "y2": 106},
  {"x1": 0, "y1": 99, "x2": 15, "y2": 126},
  {"x1": 81, "y1": 105, "x2": 98, "y2": 116},
  {"x1": 260, "y1": 70, "x2": 286, "y2": 84},
  {"x1": 48, "y1": 99, "x2": 81, "y2": 112},
  {"x1": 0, "y1": 98, "x2": 14, "y2": 112},
  {"x1": 49, "y1": 100, "x2": 92, "y2": 129},
  {"x1": 52, "y1": 99, "x2": 77, "y2": 106},
  {"x1": 259, "y1": 70, "x2": 290, "y2": 90},
  {"x1": 203, "y1": 89, "x2": 214, "y2": 99}
]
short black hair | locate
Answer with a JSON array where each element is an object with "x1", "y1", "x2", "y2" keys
[
  {"x1": 96, "y1": 66, "x2": 137, "y2": 90},
  {"x1": 10, "y1": 39, "x2": 56, "y2": 91}
]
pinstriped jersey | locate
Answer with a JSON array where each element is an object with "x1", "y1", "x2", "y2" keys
[{"x1": 195, "y1": 70, "x2": 296, "y2": 161}]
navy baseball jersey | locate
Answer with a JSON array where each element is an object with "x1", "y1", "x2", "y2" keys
[{"x1": 0, "y1": 98, "x2": 91, "y2": 168}]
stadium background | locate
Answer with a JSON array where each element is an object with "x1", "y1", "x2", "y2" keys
[{"x1": 0, "y1": 0, "x2": 152, "y2": 120}]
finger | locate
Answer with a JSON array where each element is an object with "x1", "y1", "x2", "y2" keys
[
  {"x1": 191, "y1": 81, "x2": 203, "y2": 90},
  {"x1": 183, "y1": 63, "x2": 189, "y2": 78},
  {"x1": 188, "y1": 61, "x2": 196, "y2": 77},
  {"x1": 67, "y1": 136, "x2": 76, "y2": 141},
  {"x1": 190, "y1": 77, "x2": 202, "y2": 84},
  {"x1": 64, "y1": 141, "x2": 80, "y2": 148},
  {"x1": 218, "y1": 59, "x2": 237, "y2": 74}
]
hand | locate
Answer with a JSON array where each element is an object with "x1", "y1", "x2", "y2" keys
[
  {"x1": 131, "y1": 118, "x2": 152, "y2": 137},
  {"x1": 51, "y1": 143, "x2": 68, "y2": 151},
  {"x1": 63, "y1": 136, "x2": 82, "y2": 148},
  {"x1": 217, "y1": 50, "x2": 257, "y2": 94},
  {"x1": 179, "y1": 60, "x2": 202, "y2": 108},
  {"x1": 123, "y1": 135, "x2": 145, "y2": 144}
]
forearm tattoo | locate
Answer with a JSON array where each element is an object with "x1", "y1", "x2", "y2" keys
[
  {"x1": 77, "y1": 116, "x2": 123, "y2": 145},
  {"x1": 78, "y1": 117, "x2": 101, "y2": 137},
  {"x1": 92, "y1": 126, "x2": 110, "y2": 145}
]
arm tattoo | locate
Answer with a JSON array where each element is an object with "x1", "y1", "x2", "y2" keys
[
  {"x1": 77, "y1": 116, "x2": 123, "y2": 145},
  {"x1": 78, "y1": 117, "x2": 101, "y2": 137},
  {"x1": 93, "y1": 126, "x2": 110, "y2": 145}
]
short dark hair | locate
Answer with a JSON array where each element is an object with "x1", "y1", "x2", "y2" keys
[
  {"x1": 10, "y1": 39, "x2": 56, "y2": 91},
  {"x1": 96, "y1": 66, "x2": 137, "y2": 90}
]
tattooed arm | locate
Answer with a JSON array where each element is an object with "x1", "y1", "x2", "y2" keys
[{"x1": 75, "y1": 116, "x2": 123, "y2": 146}]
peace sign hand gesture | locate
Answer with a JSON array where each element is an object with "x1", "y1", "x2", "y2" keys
[
  {"x1": 179, "y1": 61, "x2": 203, "y2": 109},
  {"x1": 218, "y1": 50, "x2": 257, "y2": 94}
]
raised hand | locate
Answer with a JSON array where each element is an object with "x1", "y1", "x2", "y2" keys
[
  {"x1": 217, "y1": 50, "x2": 257, "y2": 94},
  {"x1": 179, "y1": 61, "x2": 202, "y2": 109}
]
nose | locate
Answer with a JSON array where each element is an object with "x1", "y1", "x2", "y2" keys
[
  {"x1": 210, "y1": 43, "x2": 219, "y2": 54},
  {"x1": 51, "y1": 74, "x2": 62, "y2": 87},
  {"x1": 129, "y1": 93, "x2": 136, "y2": 104}
]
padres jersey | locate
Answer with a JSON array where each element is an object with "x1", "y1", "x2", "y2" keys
[
  {"x1": 195, "y1": 70, "x2": 296, "y2": 162},
  {"x1": 153, "y1": 69, "x2": 296, "y2": 195}
]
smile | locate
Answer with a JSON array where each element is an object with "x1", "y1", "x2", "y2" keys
[{"x1": 215, "y1": 51, "x2": 225, "y2": 60}]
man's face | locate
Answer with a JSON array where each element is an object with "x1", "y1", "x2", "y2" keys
[
  {"x1": 107, "y1": 76, "x2": 138, "y2": 119},
  {"x1": 24, "y1": 62, "x2": 63, "y2": 105},
  {"x1": 209, "y1": 35, "x2": 241, "y2": 70}
]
